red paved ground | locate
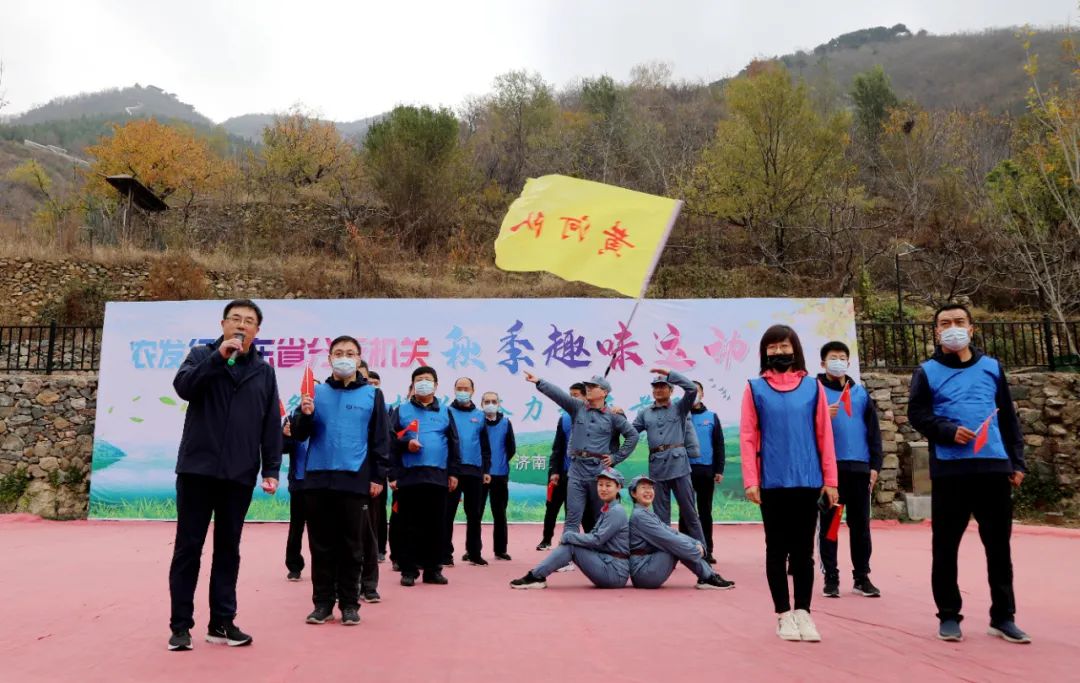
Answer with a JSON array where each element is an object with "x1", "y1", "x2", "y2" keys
[{"x1": 1, "y1": 515, "x2": 1076, "y2": 682}]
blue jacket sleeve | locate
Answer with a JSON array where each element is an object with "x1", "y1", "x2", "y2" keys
[
  {"x1": 611, "y1": 414, "x2": 640, "y2": 465},
  {"x1": 637, "y1": 511, "x2": 702, "y2": 557},
  {"x1": 562, "y1": 506, "x2": 626, "y2": 548},
  {"x1": 536, "y1": 380, "x2": 584, "y2": 415}
]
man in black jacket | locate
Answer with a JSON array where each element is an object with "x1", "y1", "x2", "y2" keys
[
  {"x1": 167, "y1": 299, "x2": 282, "y2": 652},
  {"x1": 908, "y1": 304, "x2": 1030, "y2": 645}
]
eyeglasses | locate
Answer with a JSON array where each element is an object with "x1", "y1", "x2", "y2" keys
[
  {"x1": 226, "y1": 315, "x2": 259, "y2": 326},
  {"x1": 331, "y1": 350, "x2": 361, "y2": 359}
]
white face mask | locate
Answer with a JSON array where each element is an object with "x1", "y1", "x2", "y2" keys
[
  {"x1": 939, "y1": 327, "x2": 971, "y2": 352},
  {"x1": 825, "y1": 359, "x2": 848, "y2": 378},
  {"x1": 414, "y1": 379, "x2": 436, "y2": 397},
  {"x1": 331, "y1": 358, "x2": 356, "y2": 378},
  {"x1": 482, "y1": 403, "x2": 499, "y2": 416}
]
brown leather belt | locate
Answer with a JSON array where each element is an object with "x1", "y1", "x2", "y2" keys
[
  {"x1": 649, "y1": 443, "x2": 683, "y2": 454},
  {"x1": 571, "y1": 450, "x2": 606, "y2": 459}
]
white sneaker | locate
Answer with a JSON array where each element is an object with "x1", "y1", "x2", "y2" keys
[
  {"x1": 556, "y1": 563, "x2": 576, "y2": 572},
  {"x1": 793, "y1": 609, "x2": 821, "y2": 642},
  {"x1": 776, "y1": 611, "x2": 800, "y2": 641}
]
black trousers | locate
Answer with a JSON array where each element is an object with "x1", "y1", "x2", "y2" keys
[
  {"x1": 931, "y1": 473, "x2": 1016, "y2": 624},
  {"x1": 760, "y1": 487, "x2": 819, "y2": 614},
  {"x1": 540, "y1": 473, "x2": 595, "y2": 544},
  {"x1": 169, "y1": 473, "x2": 254, "y2": 631},
  {"x1": 372, "y1": 486, "x2": 388, "y2": 556},
  {"x1": 359, "y1": 494, "x2": 379, "y2": 593},
  {"x1": 304, "y1": 489, "x2": 367, "y2": 610},
  {"x1": 285, "y1": 490, "x2": 306, "y2": 573},
  {"x1": 819, "y1": 470, "x2": 872, "y2": 582},
  {"x1": 398, "y1": 483, "x2": 448, "y2": 578},
  {"x1": 679, "y1": 470, "x2": 716, "y2": 555},
  {"x1": 444, "y1": 474, "x2": 484, "y2": 561},
  {"x1": 485, "y1": 476, "x2": 510, "y2": 555}
]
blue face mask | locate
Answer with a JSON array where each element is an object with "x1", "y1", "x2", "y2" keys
[
  {"x1": 331, "y1": 358, "x2": 356, "y2": 378},
  {"x1": 455, "y1": 390, "x2": 472, "y2": 404},
  {"x1": 482, "y1": 403, "x2": 499, "y2": 416},
  {"x1": 825, "y1": 359, "x2": 848, "y2": 378},
  {"x1": 940, "y1": 327, "x2": 970, "y2": 352},
  {"x1": 414, "y1": 380, "x2": 436, "y2": 397}
]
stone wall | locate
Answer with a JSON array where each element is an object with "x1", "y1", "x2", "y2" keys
[
  {"x1": 0, "y1": 374, "x2": 97, "y2": 518},
  {"x1": 0, "y1": 371, "x2": 1076, "y2": 520}
]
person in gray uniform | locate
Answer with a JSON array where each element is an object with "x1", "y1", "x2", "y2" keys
[
  {"x1": 510, "y1": 468, "x2": 630, "y2": 589},
  {"x1": 631, "y1": 370, "x2": 706, "y2": 544},
  {"x1": 627, "y1": 474, "x2": 734, "y2": 590},
  {"x1": 523, "y1": 371, "x2": 639, "y2": 534}
]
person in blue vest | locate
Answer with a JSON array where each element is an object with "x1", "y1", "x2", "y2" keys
[
  {"x1": 627, "y1": 474, "x2": 734, "y2": 590},
  {"x1": 908, "y1": 304, "x2": 1030, "y2": 644},
  {"x1": 740, "y1": 324, "x2": 838, "y2": 643},
  {"x1": 523, "y1": 372, "x2": 639, "y2": 543},
  {"x1": 510, "y1": 468, "x2": 631, "y2": 589},
  {"x1": 537, "y1": 383, "x2": 596, "y2": 550},
  {"x1": 816, "y1": 341, "x2": 884, "y2": 599},
  {"x1": 443, "y1": 377, "x2": 490, "y2": 567},
  {"x1": 480, "y1": 391, "x2": 516, "y2": 561},
  {"x1": 283, "y1": 417, "x2": 309, "y2": 581},
  {"x1": 680, "y1": 382, "x2": 725, "y2": 565},
  {"x1": 631, "y1": 370, "x2": 706, "y2": 545},
  {"x1": 389, "y1": 366, "x2": 461, "y2": 587},
  {"x1": 290, "y1": 335, "x2": 389, "y2": 626}
]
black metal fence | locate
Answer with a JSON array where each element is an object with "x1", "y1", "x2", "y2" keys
[
  {"x1": 857, "y1": 320, "x2": 1080, "y2": 371},
  {"x1": 0, "y1": 324, "x2": 102, "y2": 373},
  {"x1": 0, "y1": 321, "x2": 1077, "y2": 374}
]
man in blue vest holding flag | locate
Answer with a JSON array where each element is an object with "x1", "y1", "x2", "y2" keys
[
  {"x1": 444, "y1": 377, "x2": 490, "y2": 567},
  {"x1": 816, "y1": 341, "x2": 883, "y2": 599},
  {"x1": 291, "y1": 335, "x2": 389, "y2": 627},
  {"x1": 909, "y1": 304, "x2": 1030, "y2": 645}
]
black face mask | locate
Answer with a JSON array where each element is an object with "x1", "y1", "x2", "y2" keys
[{"x1": 766, "y1": 354, "x2": 795, "y2": 371}]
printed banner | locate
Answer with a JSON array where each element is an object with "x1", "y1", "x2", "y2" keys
[{"x1": 89, "y1": 297, "x2": 857, "y2": 521}]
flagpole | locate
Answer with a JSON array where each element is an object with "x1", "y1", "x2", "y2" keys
[{"x1": 602, "y1": 199, "x2": 683, "y2": 379}]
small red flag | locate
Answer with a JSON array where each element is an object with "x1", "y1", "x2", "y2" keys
[
  {"x1": 278, "y1": 399, "x2": 287, "y2": 418},
  {"x1": 391, "y1": 501, "x2": 399, "y2": 514},
  {"x1": 826, "y1": 504, "x2": 844, "y2": 542},
  {"x1": 838, "y1": 382, "x2": 852, "y2": 417},
  {"x1": 300, "y1": 366, "x2": 315, "y2": 399},
  {"x1": 396, "y1": 419, "x2": 420, "y2": 439},
  {"x1": 547, "y1": 480, "x2": 556, "y2": 502},
  {"x1": 973, "y1": 409, "x2": 999, "y2": 454}
]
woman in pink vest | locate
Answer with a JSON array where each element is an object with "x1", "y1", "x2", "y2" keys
[{"x1": 740, "y1": 324, "x2": 838, "y2": 643}]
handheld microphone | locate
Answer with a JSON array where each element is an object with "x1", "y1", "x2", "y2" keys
[{"x1": 226, "y1": 332, "x2": 246, "y2": 366}]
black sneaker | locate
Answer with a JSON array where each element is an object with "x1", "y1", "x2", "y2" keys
[
  {"x1": 305, "y1": 606, "x2": 335, "y2": 624},
  {"x1": 510, "y1": 572, "x2": 547, "y2": 589},
  {"x1": 206, "y1": 621, "x2": 252, "y2": 647},
  {"x1": 823, "y1": 579, "x2": 840, "y2": 598},
  {"x1": 853, "y1": 579, "x2": 881, "y2": 598},
  {"x1": 286, "y1": 571, "x2": 302, "y2": 582},
  {"x1": 467, "y1": 555, "x2": 489, "y2": 566},
  {"x1": 705, "y1": 555, "x2": 717, "y2": 565},
  {"x1": 341, "y1": 607, "x2": 361, "y2": 626},
  {"x1": 400, "y1": 574, "x2": 417, "y2": 587},
  {"x1": 423, "y1": 571, "x2": 449, "y2": 585},
  {"x1": 938, "y1": 619, "x2": 963, "y2": 642},
  {"x1": 391, "y1": 561, "x2": 400, "y2": 572},
  {"x1": 696, "y1": 574, "x2": 735, "y2": 590},
  {"x1": 168, "y1": 629, "x2": 192, "y2": 651},
  {"x1": 988, "y1": 621, "x2": 1031, "y2": 644},
  {"x1": 495, "y1": 552, "x2": 513, "y2": 561},
  {"x1": 442, "y1": 557, "x2": 455, "y2": 567},
  {"x1": 361, "y1": 590, "x2": 382, "y2": 604},
  {"x1": 378, "y1": 553, "x2": 387, "y2": 563},
  {"x1": 536, "y1": 541, "x2": 551, "y2": 551}
]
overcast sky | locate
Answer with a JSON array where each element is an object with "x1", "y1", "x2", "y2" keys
[{"x1": 0, "y1": 0, "x2": 1074, "y2": 122}]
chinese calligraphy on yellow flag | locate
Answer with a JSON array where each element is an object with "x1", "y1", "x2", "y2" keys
[{"x1": 494, "y1": 175, "x2": 683, "y2": 298}]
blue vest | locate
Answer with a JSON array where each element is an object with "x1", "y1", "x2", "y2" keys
[
  {"x1": 922, "y1": 357, "x2": 1008, "y2": 461},
  {"x1": 450, "y1": 404, "x2": 485, "y2": 468},
  {"x1": 749, "y1": 376, "x2": 823, "y2": 489},
  {"x1": 822, "y1": 382, "x2": 871, "y2": 463},
  {"x1": 289, "y1": 440, "x2": 309, "y2": 480},
  {"x1": 486, "y1": 417, "x2": 512, "y2": 476},
  {"x1": 559, "y1": 412, "x2": 573, "y2": 472},
  {"x1": 398, "y1": 400, "x2": 452, "y2": 469},
  {"x1": 305, "y1": 382, "x2": 376, "y2": 472},
  {"x1": 690, "y1": 411, "x2": 718, "y2": 467}
]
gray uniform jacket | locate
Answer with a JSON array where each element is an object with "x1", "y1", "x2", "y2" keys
[
  {"x1": 631, "y1": 371, "x2": 698, "y2": 481},
  {"x1": 629, "y1": 503, "x2": 711, "y2": 587},
  {"x1": 535, "y1": 380, "x2": 639, "y2": 476}
]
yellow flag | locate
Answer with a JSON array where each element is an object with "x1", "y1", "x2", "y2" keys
[{"x1": 494, "y1": 175, "x2": 682, "y2": 298}]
